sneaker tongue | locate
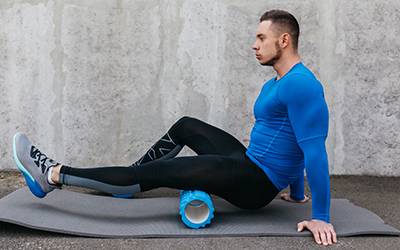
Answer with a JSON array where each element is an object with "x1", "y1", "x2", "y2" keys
[
  {"x1": 37, "y1": 156, "x2": 58, "y2": 172},
  {"x1": 46, "y1": 159, "x2": 59, "y2": 168}
]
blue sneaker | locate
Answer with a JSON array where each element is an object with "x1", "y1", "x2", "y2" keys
[{"x1": 13, "y1": 132, "x2": 61, "y2": 198}]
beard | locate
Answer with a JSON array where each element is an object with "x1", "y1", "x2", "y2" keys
[{"x1": 261, "y1": 40, "x2": 282, "y2": 66}]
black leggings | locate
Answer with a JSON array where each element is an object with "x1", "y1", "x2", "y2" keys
[{"x1": 59, "y1": 117, "x2": 279, "y2": 209}]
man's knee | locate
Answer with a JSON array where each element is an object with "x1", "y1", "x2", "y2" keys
[
  {"x1": 173, "y1": 116, "x2": 197, "y2": 130},
  {"x1": 176, "y1": 116, "x2": 193, "y2": 124}
]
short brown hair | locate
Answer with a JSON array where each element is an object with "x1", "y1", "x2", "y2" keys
[{"x1": 260, "y1": 10, "x2": 300, "y2": 50}]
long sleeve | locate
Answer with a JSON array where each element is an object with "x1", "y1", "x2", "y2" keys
[
  {"x1": 278, "y1": 67, "x2": 331, "y2": 223},
  {"x1": 289, "y1": 170, "x2": 305, "y2": 201},
  {"x1": 298, "y1": 137, "x2": 330, "y2": 223}
]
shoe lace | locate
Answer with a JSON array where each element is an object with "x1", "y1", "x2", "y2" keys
[{"x1": 30, "y1": 146, "x2": 54, "y2": 174}]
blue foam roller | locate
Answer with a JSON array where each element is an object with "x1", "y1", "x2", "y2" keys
[{"x1": 179, "y1": 190, "x2": 214, "y2": 229}]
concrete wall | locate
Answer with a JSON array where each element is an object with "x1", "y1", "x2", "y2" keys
[{"x1": 1, "y1": 0, "x2": 399, "y2": 176}]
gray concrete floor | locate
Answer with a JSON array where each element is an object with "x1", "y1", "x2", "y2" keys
[{"x1": 0, "y1": 170, "x2": 399, "y2": 250}]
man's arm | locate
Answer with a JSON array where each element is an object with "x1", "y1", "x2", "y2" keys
[
  {"x1": 289, "y1": 171, "x2": 306, "y2": 201},
  {"x1": 297, "y1": 137, "x2": 337, "y2": 246},
  {"x1": 278, "y1": 73, "x2": 336, "y2": 245},
  {"x1": 299, "y1": 137, "x2": 330, "y2": 222},
  {"x1": 282, "y1": 137, "x2": 336, "y2": 245}
]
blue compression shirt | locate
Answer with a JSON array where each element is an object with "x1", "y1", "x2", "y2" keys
[{"x1": 246, "y1": 63, "x2": 331, "y2": 223}]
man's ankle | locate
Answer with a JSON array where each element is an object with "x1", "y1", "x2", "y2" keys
[{"x1": 50, "y1": 164, "x2": 62, "y2": 184}]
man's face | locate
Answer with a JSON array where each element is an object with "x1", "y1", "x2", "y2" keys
[{"x1": 252, "y1": 21, "x2": 282, "y2": 66}]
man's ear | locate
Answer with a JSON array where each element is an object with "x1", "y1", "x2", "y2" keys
[{"x1": 280, "y1": 33, "x2": 291, "y2": 49}]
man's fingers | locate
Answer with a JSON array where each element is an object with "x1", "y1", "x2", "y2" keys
[
  {"x1": 280, "y1": 193, "x2": 287, "y2": 200},
  {"x1": 331, "y1": 226, "x2": 338, "y2": 243},
  {"x1": 326, "y1": 232, "x2": 333, "y2": 245},
  {"x1": 297, "y1": 221, "x2": 306, "y2": 232},
  {"x1": 307, "y1": 225, "x2": 323, "y2": 245},
  {"x1": 281, "y1": 193, "x2": 309, "y2": 203},
  {"x1": 332, "y1": 230, "x2": 338, "y2": 243},
  {"x1": 299, "y1": 220, "x2": 338, "y2": 246},
  {"x1": 319, "y1": 231, "x2": 328, "y2": 246},
  {"x1": 323, "y1": 223, "x2": 337, "y2": 245}
]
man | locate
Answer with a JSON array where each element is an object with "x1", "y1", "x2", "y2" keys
[
  {"x1": 13, "y1": 10, "x2": 336, "y2": 245},
  {"x1": 251, "y1": 10, "x2": 336, "y2": 245}
]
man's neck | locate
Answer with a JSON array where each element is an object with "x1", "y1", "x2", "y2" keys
[{"x1": 273, "y1": 53, "x2": 301, "y2": 80}]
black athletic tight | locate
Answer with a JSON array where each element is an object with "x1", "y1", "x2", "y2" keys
[{"x1": 59, "y1": 117, "x2": 279, "y2": 209}]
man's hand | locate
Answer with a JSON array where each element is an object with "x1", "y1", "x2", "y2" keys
[
  {"x1": 280, "y1": 193, "x2": 309, "y2": 203},
  {"x1": 297, "y1": 220, "x2": 337, "y2": 246}
]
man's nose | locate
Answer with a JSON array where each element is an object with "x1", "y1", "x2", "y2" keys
[{"x1": 252, "y1": 41, "x2": 258, "y2": 50}]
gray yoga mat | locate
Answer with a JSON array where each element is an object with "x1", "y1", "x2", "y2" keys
[{"x1": 0, "y1": 187, "x2": 399, "y2": 238}]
